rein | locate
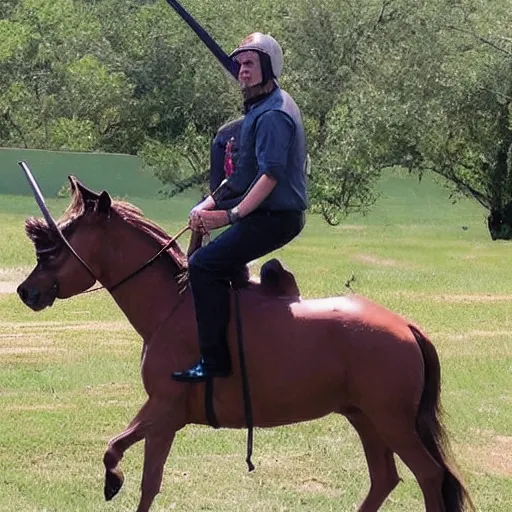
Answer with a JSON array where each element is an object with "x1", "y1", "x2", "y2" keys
[{"x1": 73, "y1": 225, "x2": 191, "y2": 295}]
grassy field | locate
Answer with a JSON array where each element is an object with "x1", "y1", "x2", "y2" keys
[{"x1": 0, "y1": 169, "x2": 510, "y2": 511}]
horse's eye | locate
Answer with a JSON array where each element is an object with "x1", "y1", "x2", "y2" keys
[{"x1": 36, "y1": 246, "x2": 61, "y2": 264}]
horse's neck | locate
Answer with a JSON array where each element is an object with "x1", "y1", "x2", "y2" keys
[{"x1": 100, "y1": 225, "x2": 182, "y2": 341}]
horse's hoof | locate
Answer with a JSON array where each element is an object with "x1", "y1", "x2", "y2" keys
[{"x1": 104, "y1": 468, "x2": 124, "y2": 501}]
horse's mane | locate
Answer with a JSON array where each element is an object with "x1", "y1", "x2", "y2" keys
[
  {"x1": 25, "y1": 188, "x2": 189, "y2": 293},
  {"x1": 111, "y1": 201, "x2": 189, "y2": 292}
]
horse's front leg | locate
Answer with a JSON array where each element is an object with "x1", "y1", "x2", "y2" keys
[
  {"x1": 103, "y1": 397, "x2": 175, "y2": 502},
  {"x1": 136, "y1": 424, "x2": 177, "y2": 512}
]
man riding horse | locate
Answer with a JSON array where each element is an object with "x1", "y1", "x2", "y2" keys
[{"x1": 172, "y1": 32, "x2": 308, "y2": 383}]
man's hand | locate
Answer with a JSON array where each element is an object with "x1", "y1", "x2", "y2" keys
[
  {"x1": 197, "y1": 210, "x2": 230, "y2": 233},
  {"x1": 189, "y1": 212, "x2": 206, "y2": 233},
  {"x1": 188, "y1": 196, "x2": 216, "y2": 233}
]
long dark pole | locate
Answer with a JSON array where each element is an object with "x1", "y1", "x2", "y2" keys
[
  {"x1": 164, "y1": 0, "x2": 239, "y2": 79},
  {"x1": 18, "y1": 161, "x2": 59, "y2": 231}
]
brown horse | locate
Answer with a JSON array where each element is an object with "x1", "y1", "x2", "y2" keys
[{"x1": 17, "y1": 177, "x2": 474, "y2": 512}]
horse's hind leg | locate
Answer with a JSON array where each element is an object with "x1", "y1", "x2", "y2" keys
[
  {"x1": 377, "y1": 416, "x2": 445, "y2": 511},
  {"x1": 346, "y1": 411, "x2": 400, "y2": 512}
]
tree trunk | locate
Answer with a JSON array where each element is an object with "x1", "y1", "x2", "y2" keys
[
  {"x1": 487, "y1": 202, "x2": 512, "y2": 240},
  {"x1": 486, "y1": 99, "x2": 512, "y2": 240}
]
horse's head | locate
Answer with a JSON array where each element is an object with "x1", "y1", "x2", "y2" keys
[{"x1": 17, "y1": 176, "x2": 112, "y2": 310}]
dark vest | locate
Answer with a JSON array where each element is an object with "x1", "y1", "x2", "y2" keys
[{"x1": 209, "y1": 117, "x2": 243, "y2": 192}]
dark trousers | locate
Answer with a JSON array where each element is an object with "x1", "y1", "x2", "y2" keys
[{"x1": 188, "y1": 210, "x2": 305, "y2": 362}]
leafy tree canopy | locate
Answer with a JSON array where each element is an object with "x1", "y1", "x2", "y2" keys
[{"x1": 1, "y1": 0, "x2": 512, "y2": 237}]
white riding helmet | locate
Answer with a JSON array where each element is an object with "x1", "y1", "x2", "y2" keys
[{"x1": 230, "y1": 32, "x2": 284, "y2": 79}]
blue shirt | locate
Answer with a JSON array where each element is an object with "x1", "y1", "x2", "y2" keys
[
  {"x1": 215, "y1": 87, "x2": 308, "y2": 212},
  {"x1": 255, "y1": 110, "x2": 295, "y2": 183}
]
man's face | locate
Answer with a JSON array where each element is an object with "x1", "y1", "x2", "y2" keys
[{"x1": 234, "y1": 50, "x2": 262, "y2": 89}]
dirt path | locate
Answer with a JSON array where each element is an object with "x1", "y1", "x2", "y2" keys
[
  {"x1": 0, "y1": 267, "x2": 30, "y2": 294},
  {"x1": 0, "y1": 282, "x2": 18, "y2": 294}
]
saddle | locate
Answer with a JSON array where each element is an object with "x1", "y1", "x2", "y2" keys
[
  {"x1": 187, "y1": 231, "x2": 301, "y2": 298},
  {"x1": 242, "y1": 258, "x2": 300, "y2": 298}
]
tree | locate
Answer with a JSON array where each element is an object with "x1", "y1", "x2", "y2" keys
[
  {"x1": 2, "y1": 0, "x2": 512, "y2": 241},
  {"x1": 0, "y1": 0, "x2": 128, "y2": 150},
  {"x1": 278, "y1": 0, "x2": 512, "y2": 238},
  {"x1": 278, "y1": 0, "x2": 433, "y2": 224},
  {"x1": 415, "y1": 25, "x2": 512, "y2": 240},
  {"x1": 355, "y1": 0, "x2": 512, "y2": 240}
]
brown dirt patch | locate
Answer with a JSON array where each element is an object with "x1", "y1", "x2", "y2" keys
[
  {"x1": 392, "y1": 291, "x2": 512, "y2": 303},
  {"x1": 443, "y1": 330, "x2": 512, "y2": 341},
  {"x1": 353, "y1": 253, "x2": 409, "y2": 268},
  {"x1": 0, "y1": 321, "x2": 130, "y2": 332},
  {"x1": 96, "y1": 400, "x2": 141, "y2": 408},
  {"x1": 0, "y1": 282, "x2": 19, "y2": 294},
  {"x1": 6, "y1": 403, "x2": 74, "y2": 412},
  {"x1": 41, "y1": 321, "x2": 131, "y2": 333},
  {"x1": 0, "y1": 267, "x2": 30, "y2": 294},
  {"x1": 296, "y1": 477, "x2": 335, "y2": 495},
  {"x1": 0, "y1": 340, "x2": 67, "y2": 363},
  {"x1": 84, "y1": 382, "x2": 134, "y2": 397},
  {"x1": 0, "y1": 346, "x2": 64, "y2": 355},
  {"x1": 336, "y1": 225, "x2": 366, "y2": 231},
  {"x1": 0, "y1": 333, "x2": 54, "y2": 353},
  {"x1": 0, "y1": 267, "x2": 29, "y2": 279},
  {"x1": 462, "y1": 434, "x2": 512, "y2": 477},
  {"x1": 436, "y1": 294, "x2": 512, "y2": 303},
  {"x1": 0, "y1": 333, "x2": 51, "y2": 343},
  {"x1": 259, "y1": 456, "x2": 342, "y2": 498}
]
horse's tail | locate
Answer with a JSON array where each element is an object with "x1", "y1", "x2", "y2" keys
[{"x1": 408, "y1": 324, "x2": 475, "y2": 512}]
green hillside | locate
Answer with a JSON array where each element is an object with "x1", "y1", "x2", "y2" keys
[{"x1": 0, "y1": 148, "x2": 162, "y2": 198}]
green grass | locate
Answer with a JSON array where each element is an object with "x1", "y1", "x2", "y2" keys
[{"x1": 0, "y1": 168, "x2": 510, "y2": 511}]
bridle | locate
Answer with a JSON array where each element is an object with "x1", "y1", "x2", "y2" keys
[
  {"x1": 19, "y1": 159, "x2": 190, "y2": 296},
  {"x1": 35, "y1": 221, "x2": 190, "y2": 296},
  {"x1": 77, "y1": 225, "x2": 191, "y2": 295}
]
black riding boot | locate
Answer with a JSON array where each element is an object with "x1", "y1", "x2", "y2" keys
[{"x1": 172, "y1": 345, "x2": 232, "y2": 383}]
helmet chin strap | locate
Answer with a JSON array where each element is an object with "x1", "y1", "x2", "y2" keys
[
  {"x1": 258, "y1": 52, "x2": 274, "y2": 84},
  {"x1": 241, "y1": 80, "x2": 275, "y2": 102}
]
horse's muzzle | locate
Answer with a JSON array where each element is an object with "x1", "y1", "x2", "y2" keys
[{"x1": 17, "y1": 282, "x2": 58, "y2": 311}]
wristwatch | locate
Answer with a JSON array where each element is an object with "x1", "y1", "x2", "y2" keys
[{"x1": 226, "y1": 206, "x2": 241, "y2": 224}]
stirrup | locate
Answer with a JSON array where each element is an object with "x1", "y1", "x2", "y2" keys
[{"x1": 172, "y1": 359, "x2": 231, "y2": 383}]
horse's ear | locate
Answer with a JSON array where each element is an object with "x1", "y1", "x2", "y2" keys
[
  {"x1": 96, "y1": 190, "x2": 112, "y2": 215},
  {"x1": 68, "y1": 175, "x2": 77, "y2": 192},
  {"x1": 67, "y1": 175, "x2": 99, "y2": 203}
]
